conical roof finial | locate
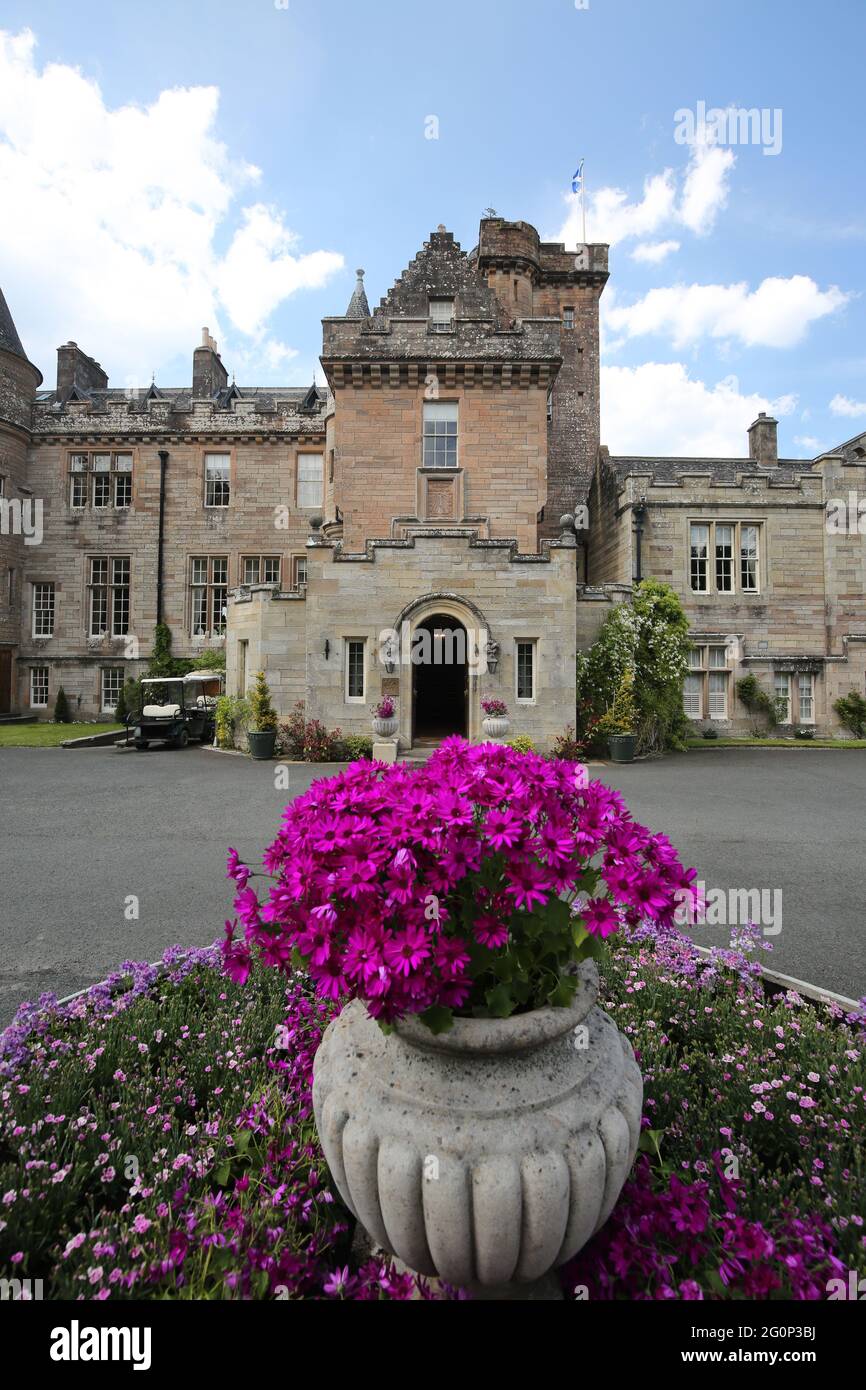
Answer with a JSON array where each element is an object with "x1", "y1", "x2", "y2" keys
[
  {"x1": 346, "y1": 268, "x2": 370, "y2": 319},
  {"x1": 0, "y1": 286, "x2": 27, "y2": 361}
]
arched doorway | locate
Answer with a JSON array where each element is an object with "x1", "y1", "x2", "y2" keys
[{"x1": 413, "y1": 614, "x2": 468, "y2": 741}]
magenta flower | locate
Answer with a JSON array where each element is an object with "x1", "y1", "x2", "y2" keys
[{"x1": 223, "y1": 739, "x2": 695, "y2": 1027}]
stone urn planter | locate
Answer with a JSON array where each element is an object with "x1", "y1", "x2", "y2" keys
[
  {"x1": 312, "y1": 959, "x2": 642, "y2": 1290},
  {"x1": 481, "y1": 715, "x2": 511, "y2": 741},
  {"x1": 372, "y1": 716, "x2": 399, "y2": 739}
]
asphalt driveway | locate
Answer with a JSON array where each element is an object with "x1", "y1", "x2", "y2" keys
[{"x1": 0, "y1": 744, "x2": 864, "y2": 1027}]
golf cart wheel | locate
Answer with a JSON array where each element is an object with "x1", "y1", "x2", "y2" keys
[
  {"x1": 135, "y1": 740, "x2": 149, "y2": 751},
  {"x1": 173, "y1": 728, "x2": 190, "y2": 749}
]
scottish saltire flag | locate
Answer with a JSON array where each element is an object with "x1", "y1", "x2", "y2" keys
[{"x1": 572, "y1": 160, "x2": 584, "y2": 194}]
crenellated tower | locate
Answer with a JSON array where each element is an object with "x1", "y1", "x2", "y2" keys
[{"x1": 475, "y1": 218, "x2": 608, "y2": 537}]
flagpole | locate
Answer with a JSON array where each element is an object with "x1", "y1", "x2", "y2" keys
[{"x1": 582, "y1": 160, "x2": 587, "y2": 245}]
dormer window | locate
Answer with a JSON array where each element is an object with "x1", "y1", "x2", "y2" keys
[{"x1": 429, "y1": 298, "x2": 454, "y2": 332}]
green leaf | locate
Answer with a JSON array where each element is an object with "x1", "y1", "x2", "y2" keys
[
  {"x1": 419, "y1": 1005, "x2": 454, "y2": 1035},
  {"x1": 233, "y1": 1129, "x2": 252, "y2": 1155},
  {"x1": 485, "y1": 983, "x2": 515, "y2": 1018},
  {"x1": 213, "y1": 1161, "x2": 232, "y2": 1186},
  {"x1": 572, "y1": 922, "x2": 590, "y2": 950},
  {"x1": 540, "y1": 897, "x2": 572, "y2": 932},
  {"x1": 548, "y1": 976, "x2": 577, "y2": 1009}
]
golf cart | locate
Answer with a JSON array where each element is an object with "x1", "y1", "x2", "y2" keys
[{"x1": 132, "y1": 671, "x2": 223, "y2": 750}]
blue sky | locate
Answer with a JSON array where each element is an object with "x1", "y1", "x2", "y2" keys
[{"x1": 1, "y1": 0, "x2": 864, "y2": 456}]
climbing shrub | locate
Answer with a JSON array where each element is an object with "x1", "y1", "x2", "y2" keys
[{"x1": 576, "y1": 581, "x2": 691, "y2": 755}]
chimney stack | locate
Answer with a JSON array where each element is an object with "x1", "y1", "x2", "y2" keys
[
  {"x1": 748, "y1": 412, "x2": 778, "y2": 467},
  {"x1": 56, "y1": 341, "x2": 108, "y2": 400},
  {"x1": 192, "y1": 326, "x2": 228, "y2": 398}
]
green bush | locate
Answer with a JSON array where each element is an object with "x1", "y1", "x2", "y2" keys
[
  {"x1": 339, "y1": 734, "x2": 374, "y2": 762},
  {"x1": 215, "y1": 695, "x2": 251, "y2": 750},
  {"x1": 248, "y1": 672, "x2": 277, "y2": 734},
  {"x1": 550, "y1": 727, "x2": 585, "y2": 760},
  {"x1": 834, "y1": 690, "x2": 866, "y2": 739},
  {"x1": 794, "y1": 727, "x2": 816, "y2": 741},
  {"x1": 147, "y1": 622, "x2": 225, "y2": 679},
  {"x1": 53, "y1": 686, "x2": 71, "y2": 724},
  {"x1": 576, "y1": 581, "x2": 691, "y2": 755},
  {"x1": 277, "y1": 702, "x2": 344, "y2": 761},
  {"x1": 736, "y1": 674, "x2": 787, "y2": 732},
  {"x1": 505, "y1": 734, "x2": 536, "y2": 754},
  {"x1": 595, "y1": 667, "x2": 638, "y2": 739},
  {"x1": 702, "y1": 724, "x2": 720, "y2": 740}
]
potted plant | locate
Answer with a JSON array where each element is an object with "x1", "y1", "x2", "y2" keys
[
  {"x1": 599, "y1": 668, "x2": 638, "y2": 763},
  {"x1": 246, "y1": 671, "x2": 278, "y2": 760},
  {"x1": 224, "y1": 740, "x2": 696, "y2": 1290},
  {"x1": 481, "y1": 694, "x2": 510, "y2": 740},
  {"x1": 371, "y1": 694, "x2": 398, "y2": 739}
]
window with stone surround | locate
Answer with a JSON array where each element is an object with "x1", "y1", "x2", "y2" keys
[
  {"x1": 292, "y1": 555, "x2": 308, "y2": 589},
  {"x1": 563, "y1": 307, "x2": 575, "y2": 330},
  {"x1": 204, "y1": 453, "x2": 231, "y2": 508},
  {"x1": 67, "y1": 452, "x2": 133, "y2": 510},
  {"x1": 428, "y1": 298, "x2": 454, "y2": 332},
  {"x1": 297, "y1": 454, "x2": 323, "y2": 509},
  {"x1": 684, "y1": 644, "x2": 731, "y2": 720},
  {"x1": 32, "y1": 582, "x2": 55, "y2": 638},
  {"x1": 190, "y1": 557, "x2": 228, "y2": 638},
  {"x1": 423, "y1": 402, "x2": 458, "y2": 469},
  {"x1": 30, "y1": 666, "x2": 49, "y2": 709},
  {"x1": 345, "y1": 639, "x2": 366, "y2": 703},
  {"x1": 690, "y1": 522, "x2": 761, "y2": 595},
  {"x1": 241, "y1": 556, "x2": 281, "y2": 586},
  {"x1": 101, "y1": 667, "x2": 123, "y2": 713},
  {"x1": 516, "y1": 640, "x2": 536, "y2": 703},
  {"x1": 88, "y1": 556, "x2": 130, "y2": 638}
]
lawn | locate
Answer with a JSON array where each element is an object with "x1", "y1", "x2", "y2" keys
[{"x1": 0, "y1": 722, "x2": 122, "y2": 748}]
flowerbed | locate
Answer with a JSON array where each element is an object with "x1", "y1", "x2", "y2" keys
[
  {"x1": 0, "y1": 949, "x2": 460, "y2": 1300},
  {"x1": 2, "y1": 929, "x2": 863, "y2": 1300},
  {"x1": 561, "y1": 927, "x2": 866, "y2": 1299}
]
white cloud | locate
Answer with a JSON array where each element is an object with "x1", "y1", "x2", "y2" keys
[
  {"x1": 601, "y1": 362, "x2": 796, "y2": 456},
  {"x1": 793, "y1": 435, "x2": 823, "y2": 452},
  {"x1": 630, "y1": 240, "x2": 680, "y2": 265},
  {"x1": 679, "y1": 139, "x2": 734, "y2": 235},
  {"x1": 555, "y1": 135, "x2": 734, "y2": 249},
  {"x1": 604, "y1": 276, "x2": 850, "y2": 350},
  {"x1": 830, "y1": 394, "x2": 866, "y2": 418},
  {"x1": 0, "y1": 29, "x2": 344, "y2": 382}
]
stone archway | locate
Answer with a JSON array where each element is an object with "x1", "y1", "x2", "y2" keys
[
  {"x1": 391, "y1": 594, "x2": 491, "y2": 749},
  {"x1": 412, "y1": 614, "x2": 468, "y2": 741}
]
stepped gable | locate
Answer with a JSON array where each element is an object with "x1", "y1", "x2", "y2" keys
[{"x1": 373, "y1": 227, "x2": 508, "y2": 326}]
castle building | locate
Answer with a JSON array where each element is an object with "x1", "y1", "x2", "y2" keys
[{"x1": 1, "y1": 216, "x2": 864, "y2": 743}]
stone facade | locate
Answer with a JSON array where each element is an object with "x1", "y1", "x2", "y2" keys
[
  {"x1": 587, "y1": 421, "x2": 866, "y2": 735},
  {"x1": 2, "y1": 214, "x2": 864, "y2": 742}
]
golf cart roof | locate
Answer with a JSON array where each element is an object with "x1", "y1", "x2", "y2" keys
[{"x1": 140, "y1": 671, "x2": 223, "y2": 686}]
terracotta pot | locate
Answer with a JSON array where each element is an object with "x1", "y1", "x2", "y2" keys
[{"x1": 312, "y1": 960, "x2": 642, "y2": 1289}]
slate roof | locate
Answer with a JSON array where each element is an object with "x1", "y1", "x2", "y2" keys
[
  {"x1": 608, "y1": 455, "x2": 815, "y2": 485},
  {"x1": 33, "y1": 385, "x2": 329, "y2": 410},
  {"x1": 0, "y1": 286, "x2": 27, "y2": 360}
]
